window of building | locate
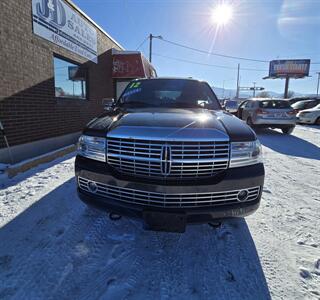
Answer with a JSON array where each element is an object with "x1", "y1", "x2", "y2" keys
[{"x1": 53, "y1": 56, "x2": 87, "y2": 99}]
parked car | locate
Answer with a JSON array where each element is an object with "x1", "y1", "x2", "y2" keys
[
  {"x1": 291, "y1": 99, "x2": 320, "y2": 112},
  {"x1": 288, "y1": 97, "x2": 320, "y2": 105},
  {"x1": 236, "y1": 98, "x2": 297, "y2": 134},
  {"x1": 75, "y1": 78, "x2": 264, "y2": 232},
  {"x1": 297, "y1": 104, "x2": 320, "y2": 125},
  {"x1": 289, "y1": 97, "x2": 311, "y2": 105}
]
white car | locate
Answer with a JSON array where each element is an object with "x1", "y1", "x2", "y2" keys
[{"x1": 297, "y1": 104, "x2": 320, "y2": 125}]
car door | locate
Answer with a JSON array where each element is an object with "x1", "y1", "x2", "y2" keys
[
  {"x1": 237, "y1": 101, "x2": 248, "y2": 119},
  {"x1": 242, "y1": 101, "x2": 253, "y2": 120}
]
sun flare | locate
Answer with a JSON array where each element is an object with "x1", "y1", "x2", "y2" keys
[{"x1": 211, "y1": 3, "x2": 233, "y2": 26}]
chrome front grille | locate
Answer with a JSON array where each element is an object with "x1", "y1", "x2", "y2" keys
[
  {"x1": 107, "y1": 137, "x2": 230, "y2": 179},
  {"x1": 78, "y1": 177, "x2": 260, "y2": 208}
]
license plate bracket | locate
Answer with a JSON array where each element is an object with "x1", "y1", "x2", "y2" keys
[{"x1": 143, "y1": 211, "x2": 186, "y2": 233}]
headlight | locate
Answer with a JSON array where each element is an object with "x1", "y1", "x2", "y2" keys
[
  {"x1": 78, "y1": 135, "x2": 106, "y2": 162},
  {"x1": 229, "y1": 140, "x2": 262, "y2": 168}
]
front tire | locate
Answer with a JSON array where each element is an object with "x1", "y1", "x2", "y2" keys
[
  {"x1": 282, "y1": 126, "x2": 295, "y2": 134},
  {"x1": 315, "y1": 117, "x2": 320, "y2": 125}
]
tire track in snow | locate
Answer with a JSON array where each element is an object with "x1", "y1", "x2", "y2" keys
[
  {"x1": 250, "y1": 131, "x2": 320, "y2": 299},
  {"x1": 7, "y1": 205, "x2": 95, "y2": 300},
  {"x1": 215, "y1": 221, "x2": 241, "y2": 300},
  {"x1": 155, "y1": 232, "x2": 183, "y2": 300},
  {"x1": 53, "y1": 217, "x2": 146, "y2": 300}
]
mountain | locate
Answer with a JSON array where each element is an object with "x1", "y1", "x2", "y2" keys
[
  {"x1": 212, "y1": 87, "x2": 284, "y2": 99},
  {"x1": 212, "y1": 86, "x2": 306, "y2": 99}
]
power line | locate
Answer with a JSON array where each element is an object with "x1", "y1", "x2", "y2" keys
[
  {"x1": 155, "y1": 37, "x2": 320, "y2": 65},
  {"x1": 153, "y1": 53, "x2": 268, "y2": 72},
  {"x1": 135, "y1": 36, "x2": 149, "y2": 50},
  {"x1": 158, "y1": 38, "x2": 269, "y2": 63}
]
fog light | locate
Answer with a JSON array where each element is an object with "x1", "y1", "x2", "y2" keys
[
  {"x1": 237, "y1": 190, "x2": 248, "y2": 201},
  {"x1": 88, "y1": 181, "x2": 98, "y2": 193}
]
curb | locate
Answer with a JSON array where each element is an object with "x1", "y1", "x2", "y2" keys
[{"x1": 4, "y1": 145, "x2": 76, "y2": 179}]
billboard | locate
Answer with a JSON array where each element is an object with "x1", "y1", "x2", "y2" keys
[
  {"x1": 269, "y1": 59, "x2": 310, "y2": 78},
  {"x1": 32, "y1": 0, "x2": 98, "y2": 63}
]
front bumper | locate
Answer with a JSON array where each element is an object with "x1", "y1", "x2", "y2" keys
[
  {"x1": 297, "y1": 116, "x2": 316, "y2": 124},
  {"x1": 75, "y1": 156, "x2": 265, "y2": 224}
]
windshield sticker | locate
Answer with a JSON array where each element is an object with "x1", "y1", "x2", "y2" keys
[
  {"x1": 123, "y1": 87, "x2": 142, "y2": 98},
  {"x1": 129, "y1": 82, "x2": 141, "y2": 89}
]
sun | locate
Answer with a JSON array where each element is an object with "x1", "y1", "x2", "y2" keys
[{"x1": 211, "y1": 3, "x2": 233, "y2": 26}]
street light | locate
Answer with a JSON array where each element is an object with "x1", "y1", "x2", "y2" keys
[
  {"x1": 149, "y1": 34, "x2": 163, "y2": 63},
  {"x1": 253, "y1": 82, "x2": 256, "y2": 97}
]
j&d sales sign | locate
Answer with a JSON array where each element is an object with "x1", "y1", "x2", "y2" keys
[{"x1": 32, "y1": 0, "x2": 98, "y2": 63}]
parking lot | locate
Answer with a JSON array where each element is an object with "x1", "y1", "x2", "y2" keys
[{"x1": 0, "y1": 125, "x2": 319, "y2": 300}]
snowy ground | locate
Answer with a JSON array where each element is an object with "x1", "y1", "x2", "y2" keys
[{"x1": 0, "y1": 125, "x2": 319, "y2": 300}]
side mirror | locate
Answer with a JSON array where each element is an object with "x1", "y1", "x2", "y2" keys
[{"x1": 102, "y1": 98, "x2": 114, "y2": 111}]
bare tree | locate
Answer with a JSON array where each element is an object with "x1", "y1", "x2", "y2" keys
[
  {"x1": 287, "y1": 90, "x2": 295, "y2": 98},
  {"x1": 257, "y1": 91, "x2": 271, "y2": 98}
]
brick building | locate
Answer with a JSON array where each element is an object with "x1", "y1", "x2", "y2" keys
[{"x1": 0, "y1": 0, "x2": 137, "y2": 164}]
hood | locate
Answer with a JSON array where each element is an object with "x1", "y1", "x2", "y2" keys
[{"x1": 84, "y1": 108, "x2": 256, "y2": 142}]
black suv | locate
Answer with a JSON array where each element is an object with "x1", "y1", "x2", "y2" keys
[{"x1": 75, "y1": 78, "x2": 264, "y2": 232}]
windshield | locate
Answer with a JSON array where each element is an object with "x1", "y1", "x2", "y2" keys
[
  {"x1": 118, "y1": 79, "x2": 221, "y2": 109},
  {"x1": 259, "y1": 100, "x2": 291, "y2": 109}
]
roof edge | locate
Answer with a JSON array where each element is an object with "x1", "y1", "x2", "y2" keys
[
  {"x1": 112, "y1": 49, "x2": 140, "y2": 55},
  {"x1": 65, "y1": 0, "x2": 124, "y2": 50}
]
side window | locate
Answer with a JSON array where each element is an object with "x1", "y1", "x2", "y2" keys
[
  {"x1": 244, "y1": 101, "x2": 252, "y2": 108},
  {"x1": 54, "y1": 56, "x2": 87, "y2": 99},
  {"x1": 306, "y1": 101, "x2": 315, "y2": 108}
]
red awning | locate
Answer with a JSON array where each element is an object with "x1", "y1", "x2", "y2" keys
[{"x1": 112, "y1": 51, "x2": 157, "y2": 79}]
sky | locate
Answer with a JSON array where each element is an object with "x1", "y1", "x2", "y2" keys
[{"x1": 73, "y1": 0, "x2": 320, "y2": 96}]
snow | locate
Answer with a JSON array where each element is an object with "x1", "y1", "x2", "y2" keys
[{"x1": 0, "y1": 126, "x2": 319, "y2": 299}]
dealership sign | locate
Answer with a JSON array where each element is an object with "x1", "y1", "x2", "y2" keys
[
  {"x1": 269, "y1": 59, "x2": 310, "y2": 78},
  {"x1": 32, "y1": 0, "x2": 98, "y2": 63}
]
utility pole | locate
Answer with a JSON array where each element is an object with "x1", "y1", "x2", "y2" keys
[
  {"x1": 149, "y1": 34, "x2": 153, "y2": 63},
  {"x1": 236, "y1": 64, "x2": 240, "y2": 99},
  {"x1": 284, "y1": 76, "x2": 290, "y2": 98},
  {"x1": 253, "y1": 82, "x2": 256, "y2": 97},
  {"x1": 222, "y1": 80, "x2": 225, "y2": 98},
  {"x1": 316, "y1": 72, "x2": 320, "y2": 97},
  {"x1": 149, "y1": 34, "x2": 163, "y2": 63}
]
